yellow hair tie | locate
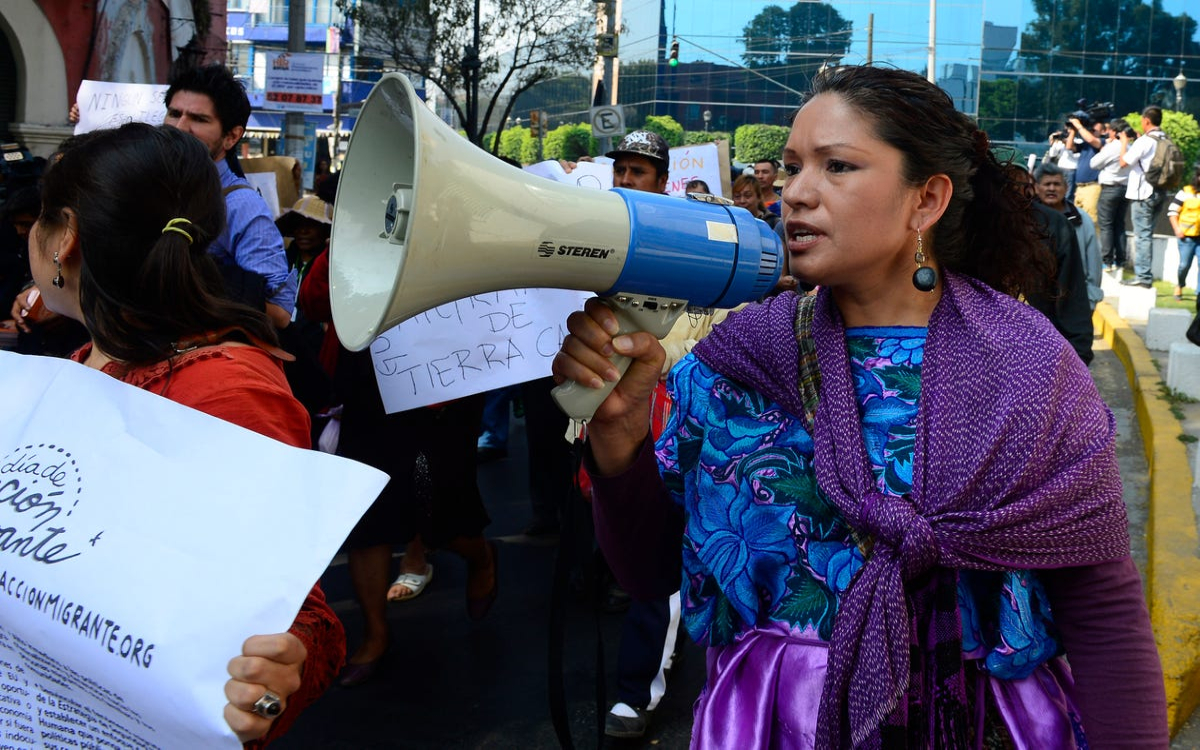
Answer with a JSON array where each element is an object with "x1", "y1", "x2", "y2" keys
[{"x1": 162, "y1": 218, "x2": 194, "y2": 244}]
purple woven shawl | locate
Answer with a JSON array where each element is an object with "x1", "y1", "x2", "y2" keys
[{"x1": 692, "y1": 272, "x2": 1129, "y2": 747}]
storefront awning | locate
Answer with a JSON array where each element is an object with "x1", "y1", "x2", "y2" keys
[{"x1": 245, "y1": 113, "x2": 356, "y2": 137}]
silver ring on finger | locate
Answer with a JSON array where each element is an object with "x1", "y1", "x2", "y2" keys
[{"x1": 251, "y1": 690, "x2": 283, "y2": 719}]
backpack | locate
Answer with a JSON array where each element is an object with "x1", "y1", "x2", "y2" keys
[{"x1": 1144, "y1": 130, "x2": 1185, "y2": 192}]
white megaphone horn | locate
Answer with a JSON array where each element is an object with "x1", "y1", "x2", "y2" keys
[{"x1": 330, "y1": 73, "x2": 783, "y2": 420}]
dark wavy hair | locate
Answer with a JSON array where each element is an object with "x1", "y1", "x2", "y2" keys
[
  {"x1": 37, "y1": 123, "x2": 278, "y2": 364},
  {"x1": 800, "y1": 65, "x2": 1053, "y2": 298},
  {"x1": 165, "y1": 64, "x2": 251, "y2": 134}
]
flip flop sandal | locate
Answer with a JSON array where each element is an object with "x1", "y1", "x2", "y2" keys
[{"x1": 387, "y1": 563, "x2": 433, "y2": 602}]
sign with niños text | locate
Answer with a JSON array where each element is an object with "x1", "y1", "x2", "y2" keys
[
  {"x1": 0, "y1": 351, "x2": 386, "y2": 748},
  {"x1": 73, "y1": 81, "x2": 169, "y2": 135},
  {"x1": 370, "y1": 289, "x2": 590, "y2": 413}
]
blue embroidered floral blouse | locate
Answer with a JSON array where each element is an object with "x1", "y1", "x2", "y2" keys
[{"x1": 662, "y1": 327, "x2": 1059, "y2": 678}]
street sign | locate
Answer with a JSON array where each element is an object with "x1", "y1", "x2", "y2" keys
[
  {"x1": 590, "y1": 105, "x2": 624, "y2": 137},
  {"x1": 597, "y1": 33, "x2": 619, "y2": 57}
]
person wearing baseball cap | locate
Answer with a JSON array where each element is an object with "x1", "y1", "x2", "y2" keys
[{"x1": 606, "y1": 130, "x2": 670, "y2": 194}]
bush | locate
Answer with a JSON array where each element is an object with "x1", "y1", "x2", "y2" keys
[
  {"x1": 683, "y1": 130, "x2": 732, "y2": 146},
  {"x1": 641, "y1": 115, "x2": 685, "y2": 147},
  {"x1": 543, "y1": 123, "x2": 595, "y2": 161},
  {"x1": 733, "y1": 124, "x2": 790, "y2": 163},
  {"x1": 497, "y1": 127, "x2": 531, "y2": 163}
]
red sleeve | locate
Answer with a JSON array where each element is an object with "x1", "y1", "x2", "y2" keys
[
  {"x1": 247, "y1": 585, "x2": 345, "y2": 748},
  {"x1": 1040, "y1": 556, "x2": 1169, "y2": 747},
  {"x1": 297, "y1": 249, "x2": 331, "y2": 324}
]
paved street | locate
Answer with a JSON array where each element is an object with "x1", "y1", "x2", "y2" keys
[{"x1": 275, "y1": 332, "x2": 1158, "y2": 750}]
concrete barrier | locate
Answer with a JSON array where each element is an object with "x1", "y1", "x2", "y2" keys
[
  {"x1": 1095, "y1": 302, "x2": 1200, "y2": 736},
  {"x1": 1146, "y1": 308, "x2": 1194, "y2": 351},
  {"x1": 1118, "y1": 283, "x2": 1158, "y2": 321},
  {"x1": 1168, "y1": 341, "x2": 1200, "y2": 400}
]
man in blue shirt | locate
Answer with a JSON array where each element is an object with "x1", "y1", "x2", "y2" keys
[
  {"x1": 1068, "y1": 116, "x2": 1106, "y2": 225},
  {"x1": 164, "y1": 65, "x2": 295, "y2": 327}
]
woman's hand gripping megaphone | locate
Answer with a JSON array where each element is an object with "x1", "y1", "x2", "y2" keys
[{"x1": 551, "y1": 295, "x2": 677, "y2": 436}]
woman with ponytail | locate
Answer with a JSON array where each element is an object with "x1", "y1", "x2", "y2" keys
[
  {"x1": 27, "y1": 123, "x2": 342, "y2": 747},
  {"x1": 554, "y1": 66, "x2": 1167, "y2": 747}
]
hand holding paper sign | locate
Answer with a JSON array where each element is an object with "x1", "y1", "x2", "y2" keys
[{"x1": 223, "y1": 633, "x2": 307, "y2": 744}]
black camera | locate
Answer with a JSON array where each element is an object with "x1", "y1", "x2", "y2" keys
[{"x1": 1064, "y1": 99, "x2": 1114, "y2": 132}]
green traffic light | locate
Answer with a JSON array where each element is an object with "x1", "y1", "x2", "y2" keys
[{"x1": 669, "y1": 58, "x2": 678, "y2": 67}]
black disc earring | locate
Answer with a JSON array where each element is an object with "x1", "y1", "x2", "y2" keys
[{"x1": 912, "y1": 229, "x2": 937, "y2": 292}]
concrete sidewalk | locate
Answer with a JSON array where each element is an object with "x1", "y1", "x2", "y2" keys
[{"x1": 1093, "y1": 302, "x2": 1200, "y2": 743}]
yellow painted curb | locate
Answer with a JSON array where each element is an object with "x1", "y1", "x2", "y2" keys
[{"x1": 1094, "y1": 302, "x2": 1200, "y2": 735}]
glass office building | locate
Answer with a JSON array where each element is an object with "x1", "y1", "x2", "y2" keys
[{"x1": 530, "y1": 0, "x2": 1197, "y2": 150}]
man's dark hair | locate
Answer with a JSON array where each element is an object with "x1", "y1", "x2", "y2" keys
[
  {"x1": 754, "y1": 159, "x2": 779, "y2": 171},
  {"x1": 166, "y1": 64, "x2": 251, "y2": 134},
  {"x1": 1141, "y1": 106, "x2": 1163, "y2": 128},
  {"x1": 1033, "y1": 162, "x2": 1064, "y2": 182}
]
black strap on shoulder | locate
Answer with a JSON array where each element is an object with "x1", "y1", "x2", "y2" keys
[
  {"x1": 222, "y1": 184, "x2": 255, "y2": 197},
  {"x1": 793, "y1": 292, "x2": 821, "y2": 433}
]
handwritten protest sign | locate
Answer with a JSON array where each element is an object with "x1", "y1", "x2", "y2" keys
[
  {"x1": 666, "y1": 142, "x2": 724, "y2": 197},
  {"x1": 370, "y1": 289, "x2": 590, "y2": 414},
  {"x1": 73, "y1": 81, "x2": 169, "y2": 135},
  {"x1": 0, "y1": 351, "x2": 387, "y2": 748}
]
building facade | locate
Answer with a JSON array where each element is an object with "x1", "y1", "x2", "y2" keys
[{"x1": 519, "y1": 0, "x2": 1197, "y2": 153}]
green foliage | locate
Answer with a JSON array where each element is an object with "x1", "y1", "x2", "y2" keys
[
  {"x1": 519, "y1": 134, "x2": 542, "y2": 165},
  {"x1": 497, "y1": 127, "x2": 531, "y2": 163},
  {"x1": 1124, "y1": 111, "x2": 1200, "y2": 177},
  {"x1": 542, "y1": 123, "x2": 595, "y2": 161},
  {"x1": 733, "y1": 124, "x2": 790, "y2": 163},
  {"x1": 683, "y1": 131, "x2": 732, "y2": 146},
  {"x1": 641, "y1": 115, "x2": 685, "y2": 147}
]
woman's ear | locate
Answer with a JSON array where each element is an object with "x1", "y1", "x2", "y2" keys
[
  {"x1": 54, "y1": 208, "x2": 82, "y2": 265},
  {"x1": 913, "y1": 174, "x2": 953, "y2": 233}
]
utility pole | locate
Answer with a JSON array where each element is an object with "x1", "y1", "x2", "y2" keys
[
  {"x1": 462, "y1": 0, "x2": 482, "y2": 143},
  {"x1": 285, "y1": 0, "x2": 307, "y2": 163}
]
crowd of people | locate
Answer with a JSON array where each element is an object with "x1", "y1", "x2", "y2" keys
[{"x1": 0, "y1": 59, "x2": 1185, "y2": 747}]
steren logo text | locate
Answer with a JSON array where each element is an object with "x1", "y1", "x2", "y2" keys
[{"x1": 537, "y1": 242, "x2": 615, "y2": 260}]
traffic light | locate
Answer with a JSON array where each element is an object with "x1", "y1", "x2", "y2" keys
[
  {"x1": 530, "y1": 110, "x2": 541, "y2": 138},
  {"x1": 668, "y1": 39, "x2": 679, "y2": 67}
]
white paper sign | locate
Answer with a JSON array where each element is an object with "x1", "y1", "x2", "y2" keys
[
  {"x1": 666, "y1": 143, "x2": 723, "y2": 197},
  {"x1": 0, "y1": 351, "x2": 387, "y2": 748},
  {"x1": 264, "y1": 52, "x2": 326, "y2": 113},
  {"x1": 244, "y1": 172, "x2": 282, "y2": 219},
  {"x1": 73, "y1": 81, "x2": 169, "y2": 135},
  {"x1": 370, "y1": 289, "x2": 589, "y2": 413}
]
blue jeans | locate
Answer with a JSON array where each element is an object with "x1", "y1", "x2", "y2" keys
[
  {"x1": 477, "y1": 385, "x2": 519, "y2": 450},
  {"x1": 1180, "y1": 235, "x2": 1200, "y2": 288},
  {"x1": 1130, "y1": 191, "x2": 1164, "y2": 284},
  {"x1": 1096, "y1": 184, "x2": 1128, "y2": 267}
]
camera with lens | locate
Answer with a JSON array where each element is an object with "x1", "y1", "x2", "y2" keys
[{"x1": 1064, "y1": 98, "x2": 1115, "y2": 132}]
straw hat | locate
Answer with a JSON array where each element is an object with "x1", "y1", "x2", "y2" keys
[{"x1": 276, "y1": 195, "x2": 332, "y2": 236}]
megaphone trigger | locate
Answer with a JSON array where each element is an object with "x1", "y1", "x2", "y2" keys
[{"x1": 550, "y1": 293, "x2": 687, "y2": 422}]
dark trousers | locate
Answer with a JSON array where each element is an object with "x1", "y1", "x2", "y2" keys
[
  {"x1": 521, "y1": 377, "x2": 572, "y2": 526},
  {"x1": 1096, "y1": 184, "x2": 1128, "y2": 267},
  {"x1": 616, "y1": 593, "x2": 680, "y2": 710}
]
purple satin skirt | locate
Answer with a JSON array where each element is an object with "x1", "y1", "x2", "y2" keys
[{"x1": 690, "y1": 621, "x2": 1084, "y2": 749}]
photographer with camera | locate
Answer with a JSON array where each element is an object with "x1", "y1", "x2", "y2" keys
[
  {"x1": 1069, "y1": 115, "x2": 1107, "y2": 224},
  {"x1": 1090, "y1": 118, "x2": 1136, "y2": 271}
]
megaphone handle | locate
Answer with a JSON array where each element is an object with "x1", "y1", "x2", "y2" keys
[{"x1": 551, "y1": 294, "x2": 685, "y2": 422}]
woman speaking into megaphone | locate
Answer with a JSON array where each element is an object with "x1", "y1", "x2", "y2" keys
[{"x1": 552, "y1": 65, "x2": 1166, "y2": 748}]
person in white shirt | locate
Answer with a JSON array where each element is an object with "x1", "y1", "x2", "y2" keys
[
  {"x1": 1119, "y1": 106, "x2": 1167, "y2": 287},
  {"x1": 1090, "y1": 118, "x2": 1134, "y2": 270}
]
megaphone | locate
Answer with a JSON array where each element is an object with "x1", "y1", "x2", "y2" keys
[{"x1": 330, "y1": 73, "x2": 783, "y2": 420}]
